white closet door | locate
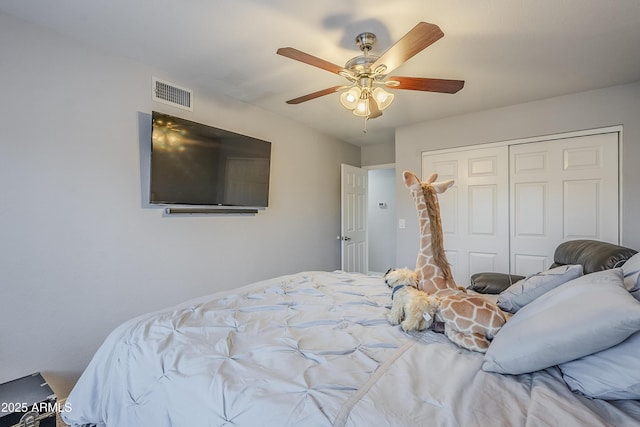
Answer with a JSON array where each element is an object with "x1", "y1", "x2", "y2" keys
[
  {"x1": 509, "y1": 132, "x2": 619, "y2": 276},
  {"x1": 422, "y1": 146, "x2": 509, "y2": 287}
]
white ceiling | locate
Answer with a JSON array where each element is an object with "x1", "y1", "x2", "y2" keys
[{"x1": 2, "y1": 0, "x2": 639, "y2": 146}]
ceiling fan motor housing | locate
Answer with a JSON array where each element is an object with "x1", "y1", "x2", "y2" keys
[
  {"x1": 355, "y1": 32, "x2": 376, "y2": 52},
  {"x1": 345, "y1": 55, "x2": 379, "y2": 75},
  {"x1": 348, "y1": 32, "x2": 390, "y2": 77}
]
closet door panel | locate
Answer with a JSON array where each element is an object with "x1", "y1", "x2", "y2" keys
[
  {"x1": 563, "y1": 179, "x2": 599, "y2": 238},
  {"x1": 509, "y1": 132, "x2": 619, "y2": 276},
  {"x1": 514, "y1": 182, "x2": 546, "y2": 237},
  {"x1": 514, "y1": 254, "x2": 548, "y2": 275},
  {"x1": 469, "y1": 252, "x2": 499, "y2": 275},
  {"x1": 423, "y1": 146, "x2": 509, "y2": 287},
  {"x1": 469, "y1": 185, "x2": 496, "y2": 235}
]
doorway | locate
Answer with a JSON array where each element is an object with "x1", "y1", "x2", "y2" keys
[
  {"x1": 340, "y1": 164, "x2": 397, "y2": 275},
  {"x1": 367, "y1": 165, "x2": 396, "y2": 274}
]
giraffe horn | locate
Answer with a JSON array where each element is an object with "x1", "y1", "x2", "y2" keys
[{"x1": 425, "y1": 173, "x2": 438, "y2": 184}]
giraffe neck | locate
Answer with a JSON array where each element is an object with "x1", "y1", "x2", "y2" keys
[{"x1": 411, "y1": 184, "x2": 454, "y2": 292}]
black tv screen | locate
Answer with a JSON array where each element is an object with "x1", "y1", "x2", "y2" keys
[{"x1": 150, "y1": 112, "x2": 271, "y2": 208}]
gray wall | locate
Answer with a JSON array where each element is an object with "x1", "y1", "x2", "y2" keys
[
  {"x1": 395, "y1": 82, "x2": 640, "y2": 270},
  {"x1": 361, "y1": 141, "x2": 395, "y2": 166},
  {"x1": 0, "y1": 13, "x2": 360, "y2": 397}
]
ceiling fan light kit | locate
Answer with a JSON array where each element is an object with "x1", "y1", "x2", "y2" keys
[
  {"x1": 353, "y1": 96, "x2": 370, "y2": 117},
  {"x1": 340, "y1": 77, "x2": 394, "y2": 118},
  {"x1": 340, "y1": 86, "x2": 361, "y2": 109},
  {"x1": 277, "y1": 21, "x2": 465, "y2": 130},
  {"x1": 372, "y1": 87, "x2": 394, "y2": 110}
]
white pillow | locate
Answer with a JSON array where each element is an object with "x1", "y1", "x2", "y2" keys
[
  {"x1": 497, "y1": 264, "x2": 583, "y2": 313},
  {"x1": 483, "y1": 269, "x2": 640, "y2": 375},
  {"x1": 560, "y1": 331, "x2": 640, "y2": 400},
  {"x1": 622, "y1": 252, "x2": 640, "y2": 292}
]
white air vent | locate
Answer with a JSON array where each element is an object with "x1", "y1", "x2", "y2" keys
[{"x1": 152, "y1": 77, "x2": 193, "y2": 111}]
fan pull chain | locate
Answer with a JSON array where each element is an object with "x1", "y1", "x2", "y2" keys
[{"x1": 362, "y1": 116, "x2": 368, "y2": 133}]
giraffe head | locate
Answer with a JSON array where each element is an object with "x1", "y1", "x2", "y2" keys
[{"x1": 403, "y1": 171, "x2": 454, "y2": 195}]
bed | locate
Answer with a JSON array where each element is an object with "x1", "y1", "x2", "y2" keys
[{"x1": 62, "y1": 267, "x2": 640, "y2": 427}]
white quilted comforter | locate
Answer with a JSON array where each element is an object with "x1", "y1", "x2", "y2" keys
[{"x1": 63, "y1": 271, "x2": 640, "y2": 427}]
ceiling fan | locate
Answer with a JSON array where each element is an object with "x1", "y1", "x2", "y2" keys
[{"x1": 277, "y1": 22, "x2": 465, "y2": 122}]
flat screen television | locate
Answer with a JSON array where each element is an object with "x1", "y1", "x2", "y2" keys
[{"x1": 149, "y1": 111, "x2": 271, "y2": 208}]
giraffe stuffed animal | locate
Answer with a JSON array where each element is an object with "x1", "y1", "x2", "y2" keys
[{"x1": 402, "y1": 170, "x2": 506, "y2": 352}]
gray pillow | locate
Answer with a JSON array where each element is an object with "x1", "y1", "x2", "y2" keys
[
  {"x1": 622, "y1": 252, "x2": 640, "y2": 293},
  {"x1": 496, "y1": 264, "x2": 583, "y2": 313},
  {"x1": 483, "y1": 269, "x2": 640, "y2": 375},
  {"x1": 559, "y1": 330, "x2": 640, "y2": 400}
]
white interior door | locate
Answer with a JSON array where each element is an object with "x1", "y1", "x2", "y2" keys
[
  {"x1": 510, "y1": 132, "x2": 619, "y2": 276},
  {"x1": 423, "y1": 146, "x2": 509, "y2": 286},
  {"x1": 341, "y1": 164, "x2": 368, "y2": 273}
]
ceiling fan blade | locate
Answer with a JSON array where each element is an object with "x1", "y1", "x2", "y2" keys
[
  {"x1": 368, "y1": 98, "x2": 382, "y2": 119},
  {"x1": 386, "y1": 77, "x2": 465, "y2": 93},
  {"x1": 371, "y1": 22, "x2": 444, "y2": 75},
  {"x1": 285, "y1": 86, "x2": 346, "y2": 104},
  {"x1": 277, "y1": 47, "x2": 348, "y2": 75}
]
